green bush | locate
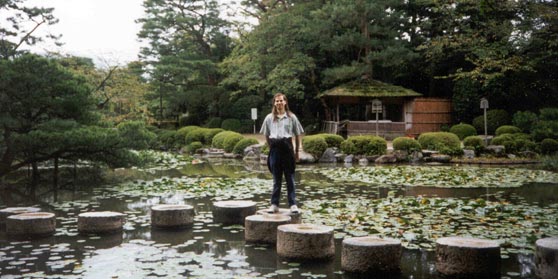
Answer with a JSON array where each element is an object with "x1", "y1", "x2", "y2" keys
[
  {"x1": 531, "y1": 120, "x2": 558, "y2": 142},
  {"x1": 261, "y1": 143, "x2": 270, "y2": 155},
  {"x1": 302, "y1": 135, "x2": 328, "y2": 157},
  {"x1": 495, "y1": 125, "x2": 521, "y2": 136},
  {"x1": 340, "y1": 135, "x2": 387, "y2": 155},
  {"x1": 212, "y1": 131, "x2": 237, "y2": 149},
  {"x1": 185, "y1": 141, "x2": 203, "y2": 154},
  {"x1": 490, "y1": 133, "x2": 536, "y2": 153},
  {"x1": 176, "y1": 125, "x2": 200, "y2": 146},
  {"x1": 157, "y1": 130, "x2": 179, "y2": 148},
  {"x1": 540, "y1": 138, "x2": 558, "y2": 155},
  {"x1": 539, "y1": 108, "x2": 558, "y2": 121},
  {"x1": 221, "y1": 118, "x2": 241, "y2": 132},
  {"x1": 417, "y1": 132, "x2": 462, "y2": 155},
  {"x1": 239, "y1": 119, "x2": 255, "y2": 133},
  {"x1": 449, "y1": 123, "x2": 477, "y2": 140},
  {"x1": 472, "y1": 109, "x2": 510, "y2": 134},
  {"x1": 392, "y1": 137, "x2": 422, "y2": 152},
  {"x1": 185, "y1": 127, "x2": 207, "y2": 144},
  {"x1": 512, "y1": 111, "x2": 538, "y2": 133},
  {"x1": 223, "y1": 132, "x2": 244, "y2": 153},
  {"x1": 316, "y1": 133, "x2": 344, "y2": 148},
  {"x1": 205, "y1": 117, "x2": 222, "y2": 128},
  {"x1": 463, "y1": 136, "x2": 485, "y2": 153},
  {"x1": 233, "y1": 138, "x2": 260, "y2": 155},
  {"x1": 117, "y1": 121, "x2": 156, "y2": 149},
  {"x1": 202, "y1": 128, "x2": 224, "y2": 145}
]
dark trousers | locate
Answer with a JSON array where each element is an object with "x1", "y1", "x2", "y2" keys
[{"x1": 268, "y1": 138, "x2": 296, "y2": 206}]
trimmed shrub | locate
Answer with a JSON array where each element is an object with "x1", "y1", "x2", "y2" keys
[
  {"x1": 223, "y1": 132, "x2": 244, "y2": 153},
  {"x1": 512, "y1": 111, "x2": 538, "y2": 133},
  {"x1": 392, "y1": 137, "x2": 422, "y2": 152},
  {"x1": 463, "y1": 136, "x2": 485, "y2": 154},
  {"x1": 221, "y1": 118, "x2": 242, "y2": 132},
  {"x1": 340, "y1": 135, "x2": 387, "y2": 155},
  {"x1": 540, "y1": 108, "x2": 558, "y2": 121},
  {"x1": 495, "y1": 125, "x2": 521, "y2": 136},
  {"x1": 212, "y1": 131, "x2": 237, "y2": 149},
  {"x1": 157, "y1": 130, "x2": 179, "y2": 148},
  {"x1": 531, "y1": 120, "x2": 558, "y2": 142},
  {"x1": 176, "y1": 126, "x2": 200, "y2": 146},
  {"x1": 233, "y1": 138, "x2": 259, "y2": 155},
  {"x1": 202, "y1": 128, "x2": 224, "y2": 145},
  {"x1": 417, "y1": 132, "x2": 461, "y2": 155},
  {"x1": 540, "y1": 138, "x2": 558, "y2": 155},
  {"x1": 472, "y1": 109, "x2": 510, "y2": 134},
  {"x1": 490, "y1": 133, "x2": 536, "y2": 153},
  {"x1": 302, "y1": 135, "x2": 328, "y2": 158},
  {"x1": 117, "y1": 121, "x2": 156, "y2": 149},
  {"x1": 205, "y1": 117, "x2": 222, "y2": 128},
  {"x1": 316, "y1": 133, "x2": 344, "y2": 148},
  {"x1": 185, "y1": 141, "x2": 203, "y2": 154},
  {"x1": 185, "y1": 127, "x2": 207, "y2": 144},
  {"x1": 449, "y1": 123, "x2": 477, "y2": 140}
]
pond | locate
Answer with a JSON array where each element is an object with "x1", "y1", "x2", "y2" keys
[{"x1": 1, "y1": 154, "x2": 557, "y2": 279}]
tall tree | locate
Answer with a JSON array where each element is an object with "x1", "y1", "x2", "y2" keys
[
  {"x1": 137, "y1": 0, "x2": 233, "y2": 125},
  {"x1": 0, "y1": 0, "x2": 60, "y2": 59}
]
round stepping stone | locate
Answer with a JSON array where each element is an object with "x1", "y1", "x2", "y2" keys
[
  {"x1": 436, "y1": 236, "x2": 500, "y2": 277},
  {"x1": 78, "y1": 211, "x2": 125, "y2": 234},
  {"x1": 535, "y1": 237, "x2": 558, "y2": 279},
  {"x1": 0, "y1": 207, "x2": 41, "y2": 225},
  {"x1": 245, "y1": 214, "x2": 292, "y2": 244},
  {"x1": 342, "y1": 236, "x2": 401, "y2": 274},
  {"x1": 277, "y1": 223, "x2": 334, "y2": 261},
  {"x1": 256, "y1": 208, "x2": 301, "y2": 224},
  {"x1": 151, "y1": 204, "x2": 194, "y2": 228},
  {"x1": 212, "y1": 200, "x2": 257, "y2": 225},
  {"x1": 6, "y1": 212, "x2": 56, "y2": 237}
]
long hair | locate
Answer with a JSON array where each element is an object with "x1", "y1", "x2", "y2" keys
[{"x1": 271, "y1": 93, "x2": 292, "y2": 121}]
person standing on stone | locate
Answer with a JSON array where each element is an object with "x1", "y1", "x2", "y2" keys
[{"x1": 260, "y1": 93, "x2": 304, "y2": 213}]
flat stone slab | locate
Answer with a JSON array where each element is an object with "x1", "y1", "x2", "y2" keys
[
  {"x1": 277, "y1": 224, "x2": 335, "y2": 261},
  {"x1": 256, "y1": 208, "x2": 301, "y2": 224},
  {"x1": 151, "y1": 204, "x2": 194, "y2": 228},
  {"x1": 6, "y1": 212, "x2": 56, "y2": 237},
  {"x1": 78, "y1": 211, "x2": 125, "y2": 234},
  {"x1": 342, "y1": 236, "x2": 402, "y2": 274},
  {"x1": 535, "y1": 237, "x2": 558, "y2": 279},
  {"x1": 436, "y1": 236, "x2": 500, "y2": 277},
  {"x1": 245, "y1": 214, "x2": 292, "y2": 244},
  {"x1": 212, "y1": 200, "x2": 257, "y2": 225},
  {"x1": 0, "y1": 207, "x2": 41, "y2": 225}
]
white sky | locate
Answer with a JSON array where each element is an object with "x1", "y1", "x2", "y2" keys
[{"x1": 23, "y1": 0, "x2": 145, "y2": 66}]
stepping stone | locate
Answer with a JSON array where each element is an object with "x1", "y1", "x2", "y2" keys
[
  {"x1": 6, "y1": 212, "x2": 56, "y2": 237},
  {"x1": 436, "y1": 236, "x2": 500, "y2": 277},
  {"x1": 0, "y1": 207, "x2": 41, "y2": 225},
  {"x1": 78, "y1": 211, "x2": 125, "y2": 234},
  {"x1": 342, "y1": 236, "x2": 401, "y2": 274},
  {"x1": 256, "y1": 208, "x2": 301, "y2": 224},
  {"x1": 212, "y1": 200, "x2": 257, "y2": 225},
  {"x1": 277, "y1": 223, "x2": 334, "y2": 261},
  {"x1": 245, "y1": 214, "x2": 292, "y2": 244},
  {"x1": 151, "y1": 204, "x2": 194, "y2": 228},
  {"x1": 535, "y1": 237, "x2": 558, "y2": 279}
]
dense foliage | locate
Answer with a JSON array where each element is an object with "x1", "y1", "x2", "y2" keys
[
  {"x1": 417, "y1": 132, "x2": 462, "y2": 155},
  {"x1": 392, "y1": 137, "x2": 422, "y2": 153}
]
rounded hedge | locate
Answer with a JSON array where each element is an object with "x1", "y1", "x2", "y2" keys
[
  {"x1": 490, "y1": 133, "x2": 536, "y2": 153},
  {"x1": 186, "y1": 141, "x2": 203, "y2": 154},
  {"x1": 233, "y1": 138, "x2": 259, "y2": 155},
  {"x1": 512, "y1": 111, "x2": 538, "y2": 133},
  {"x1": 205, "y1": 117, "x2": 222, "y2": 128},
  {"x1": 340, "y1": 135, "x2": 387, "y2": 155},
  {"x1": 495, "y1": 125, "x2": 521, "y2": 136},
  {"x1": 116, "y1": 121, "x2": 157, "y2": 149},
  {"x1": 223, "y1": 133, "x2": 244, "y2": 153},
  {"x1": 203, "y1": 128, "x2": 224, "y2": 145},
  {"x1": 302, "y1": 135, "x2": 328, "y2": 158},
  {"x1": 221, "y1": 118, "x2": 241, "y2": 132},
  {"x1": 463, "y1": 136, "x2": 485, "y2": 153},
  {"x1": 316, "y1": 133, "x2": 344, "y2": 148},
  {"x1": 212, "y1": 131, "x2": 238, "y2": 149},
  {"x1": 417, "y1": 132, "x2": 462, "y2": 155},
  {"x1": 176, "y1": 125, "x2": 200, "y2": 145},
  {"x1": 472, "y1": 109, "x2": 510, "y2": 134},
  {"x1": 157, "y1": 130, "x2": 179, "y2": 148},
  {"x1": 185, "y1": 127, "x2": 206, "y2": 145},
  {"x1": 449, "y1": 123, "x2": 477, "y2": 140},
  {"x1": 392, "y1": 137, "x2": 422, "y2": 152},
  {"x1": 540, "y1": 138, "x2": 558, "y2": 155}
]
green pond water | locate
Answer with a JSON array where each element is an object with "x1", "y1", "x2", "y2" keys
[{"x1": 1, "y1": 154, "x2": 557, "y2": 279}]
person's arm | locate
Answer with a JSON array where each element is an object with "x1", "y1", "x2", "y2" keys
[
  {"x1": 294, "y1": 135, "x2": 301, "y2": 161},
  {"x1": 266, "y1": 136, "x2": 271, "y2": 147}
]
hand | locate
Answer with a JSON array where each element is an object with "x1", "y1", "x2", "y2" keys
[{"x1": 295, "y1": 150, "x2": 300, "y2": 162}]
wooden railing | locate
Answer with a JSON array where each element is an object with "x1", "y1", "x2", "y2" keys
[
  {"x1": 322, "y1": 120, "x2": 406, "y2": 139},
  {"x1": 322, "y1": 121, "x2": 339, "y2": 134}
]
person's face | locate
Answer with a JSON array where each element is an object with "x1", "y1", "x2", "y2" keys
[{"x1": 274, "y1": 96, "x2": 286, "y2": 111}]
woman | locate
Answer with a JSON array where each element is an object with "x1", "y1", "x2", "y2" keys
[{"x1": 260, "y1": 93, "x2": 304, "y2": 213}]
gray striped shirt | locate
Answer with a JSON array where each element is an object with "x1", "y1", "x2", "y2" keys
[{"x1": 260, "y1": 113, "x2": 304, "y2": 139}]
